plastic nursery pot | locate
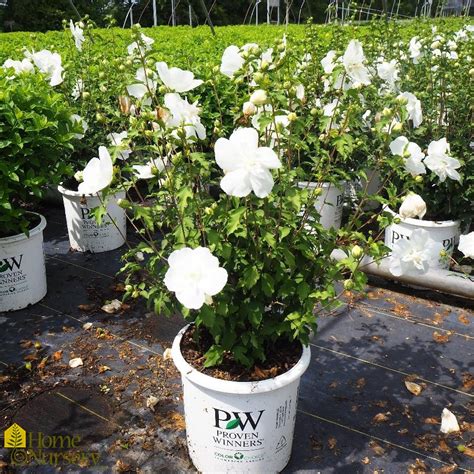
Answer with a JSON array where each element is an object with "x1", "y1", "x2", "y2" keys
[
  {"x1": 172, "y1": 325, "x2": 311, "y2": 473},
  {"x1": 58, "y1": 185, "x2": 127, "y2": 253},
  {"x1": 297, "y1": 181, "x2": 346, "y2": 230},
  {"x1": 347, "y1": 168, "x2": 382, "y2": 211},
  {"x1": 0, "y1": 213, "x2": 47, "y2": 312},
  {"x1": 384, "y1": 207, "x2": 461, "y2": 270}
]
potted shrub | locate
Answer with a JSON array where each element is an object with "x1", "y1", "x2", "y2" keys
[
  {"x1": 57, "y1": 19, "x2": 131, "y2": 253},
  {"x1": 0, "y1": 66, "x2": 77, "y2": 311},
  {"x1": 114, "y1": 31, "x2": 390, "y2": 472},
  {"x1": 374, "y1": 25, "x2": 473, "y2": 269}
]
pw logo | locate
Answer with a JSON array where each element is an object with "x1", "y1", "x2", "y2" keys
[
  {"x1": 214, "y1": 408, "x2": 265, "y2": 431},
  {"x1": 4, "y1": 423, "x2": 26, "y2": 448},
  {"x1": 0, "y1": 255, "x2": 23, "y2": 273}
]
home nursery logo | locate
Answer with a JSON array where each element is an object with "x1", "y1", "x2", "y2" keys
[
  {"x1": 0, "y1": 255, "x2": 23, "y2": 273},
  {"x1": 2, "y1": 423, "x2": 101, "y2": 468},
  {"x1": 4, "y1": 423, "x2": 26, "y2": 448}
]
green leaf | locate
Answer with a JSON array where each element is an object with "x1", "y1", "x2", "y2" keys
[
  {"x1": 226, "y1": 419, "x2": 240, "y2": 430},
  {"x1": 243, "y1": 265, "x2": 260, "y2": 289},
  {"x1": 226, "y1": 207, "x2": 246, "y2": 235}
]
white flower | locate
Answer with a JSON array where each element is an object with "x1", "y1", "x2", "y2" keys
[
  {"x1": 71, "y1": 78, "x2": 84, "y2": 100},
  {"x1": 440, "y1": 408, "x2": 460, "y2": 434},
  {"x1": 399, "y1": 193, "x2": 427, "y2": 219},
  {"x1": 458, "y1": 232, "x2": 474, "y2": 259},
  {"x1": 398, "y1": 92, "x2": 423, "y2": 128},
  {"x1": 164, "y1": 93, "x2": 206, "y2": 140},
  {"x1": 78, "y1": 146, "x2": 113, "y2": 195},
  {"x1": 27, "y1": 50, "x2": 64, "y2": 86},
  {"x1": 295, "y1": 84, "x2": 305, "y2": 101},
  {"x1": 215, "y1": 128, "x2": 281, "y2": 198},
  {"x1": 321, "y1": 50, "x2": 338, "y2": 74},
  {"x1": 126, "y1": 67, "x2": 157, "y2": 103},
  {"x1": 389, "y1": 229, "x2": 443, "y2": 277},
  {"x1": 424, "y1": 138, "x2": 461, "y2": 182},
  {"x1": 250, "y1": 89, "x2": 267, "y2": 106},
  {"x1": 69, "y1": 20, "x2": 85, "y2": 52},
  {"x1": 220, "y1": 45, "x2": 244, "y2": 78},
  {"x1": 377, "y1": 59, "x2": 399, "y2": 90},
  {"x1": 409, "y1": 37, "x2": 422, "y2": 64},
  {"x1": 164, "y1": 247, "x2": 228, "y2": 310},
  {"x1": 155, "y1": 62, "x2": 203, "y2": 93},
  {"x1": 70, "y1": 114, "x2": 88, "y2": 139},
  {"x1": 2, "y1": 58, "x2": 34, "y2": 75},
  {"x1": 389, "y1": 136, "x2": 426, "y2": 176},
  {"x1": 342, "y1": 40, "x2": 371, "y2": 86},
  {"x1": 242, "y1": 101, "x2": 256, "y2": 116},
  {"x1": 127, "y1": 33, "x2": 154, "y2": 56},
  {"x1": 107, "y1": 131, "x2": 132, "y2": 160},
  {"x1": 133, "y1": 158, "x2": 167, "y2": 180}
]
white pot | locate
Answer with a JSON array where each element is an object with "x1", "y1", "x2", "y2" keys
[
  {"x1": 384, "y1": 207, "x2": 461, "y2": 269},
  {"x1": 58, "y1": 186, "x2": 126, "y2": 253},
  {"x1": 172, "y1": 325, "x2": 311, "y2": 473},
  {"x1": 346, "y1": 168, "x2": 382, "y2": 211},
  {"x1": 298, "y1": 181, "x2": 345, "y2": 230},
  {"x1": 0, "y1": 214, "x2": 47, "y2": 312}
]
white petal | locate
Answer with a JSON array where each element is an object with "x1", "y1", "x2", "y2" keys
[
  {"x1": 215, "y1": 137, "x2": 240, "y2": 171},
  {"x1": 220, "y1": 168, "x2": 252, "y2": 197},
  {"x1": 176, "y1": 287, "x2": 205, "y2": 310},
  {"x1": 249, "y1": 167, "x2": 274, "y2": 198},
  {"x1": 255, "y1": 147, "x2": 281, "y2": 169},
  {"x1": 440, "y1": 408, "x2": 460, "y2": 434},
  {"x1": 389, "y1": 136, "x2": 408, "y2": 156},
  {"x1": 127, "y1": 83, "x2": 148, "y2": 99},
  {"x1": 199, "y1": 267, "x2": 228, "y2": 296}
]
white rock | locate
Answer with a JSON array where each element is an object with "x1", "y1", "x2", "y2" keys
[
  {"x1": 440, "y1": 408, "x2": 460, "y2": 434},
  {"x1": 68, "y1": 357, "x2": 84, "y2": 368}
]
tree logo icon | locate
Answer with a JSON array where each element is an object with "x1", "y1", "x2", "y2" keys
[{"x1": 4, "y1": 423, "x2": 26, "y2": 448}]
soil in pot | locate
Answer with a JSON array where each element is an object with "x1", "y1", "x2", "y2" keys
[
  {"x1": 0, "y1": 212, "x2": 41, "y2": 239},
  {"x1": 180, "y1": 325, "x2": 302, "y2": 382}
]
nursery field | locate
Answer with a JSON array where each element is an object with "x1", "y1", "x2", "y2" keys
[
  {"x1": 0, "y1": 18, "x2": 469, "y2": 69},
  {"x1": 1, "y1": 12, "x2": 473, "y2": 474}
]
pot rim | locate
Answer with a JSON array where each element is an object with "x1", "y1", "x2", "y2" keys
[
  {"x1": 385, "y1": 206, "x2": 460, "y2": 228},
  {"x1": 58, "y1": 184, "x2": 125, "y2": 200},
  {"x1": 0, "y1": 212, "x2": 47, "y2": 245},
  {"x1": 297, "y1": 180, "x2": 346, "y2": 189},
  {"x1": 58, "y1": 183, "x2": 103, "y2": 198},
  {"x1": 172, "y1": 324, "x2": 311, "y2": 395}
]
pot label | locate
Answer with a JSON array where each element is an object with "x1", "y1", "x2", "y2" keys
[
  {"x1": 390, "y1": 229, "x2": 456, "y2": 251},
  {"x1": 212, "y1": 408, "x2": 266, "y2": 462},
  {"x1": 79, "y1": 207, "x2": 114, "y2": 240},
  {"x1": 0, "y1": 254, "x2": 28, "y2": 296}
]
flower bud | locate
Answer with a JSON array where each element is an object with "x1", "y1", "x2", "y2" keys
[
  {"x1": 399, "y1": 193, "x2": 426, "y2": 219},
  {"x1": 382, "y1": 107, "x2": 392, "y2": 117},
  {"x1": 392, "y1": 122, "x2": 403, "y2": 132},
  {"x1": 260, "y1": 60, "x2": 270, "y2": 71},
  {"x1": 415, "y1": 175, "x2": 423, "y2": 183},
  {"x1": 96, "y1": 112, "x2": 106, "y2": 123},
  {"x1": 82, "y1": 91, "x2": 90, "y2": 100},
  {"x1": 351, "y1": 245, "x2": 363, "y2": 258},
  {"x1": 99, "y1": 85, "x2": 107, "y2": 93},
  {"x1": 117, "y1": 198, "x2": 131, "y2": 209},
  {"x1": 310, "y1": 108, "x2": 318, "y2": 116},
  {"x1": 74, "y1": 171, "x2": 84, "y2": 183},
  {"x1": 253, "y1": 72, "x2": 264, "y2": 83},
  {"x1": 159, "y1": 85, "x2": 167, "y2": 94},
  {"x1": 250, "y1": 89, "x2": 267, "y2": 106},
  {"x1": 135, "y1": 251, "x2": 144, "y2": 262},
  {"x1": 343, "y1": 279, "x2": 355, "y2": 290},
  {"x1": 287, "y1": 112, "x2": 297, "y2": 122},
  {"x1": 242, "y1": 101, "x2": 256, "y2": 116}
]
